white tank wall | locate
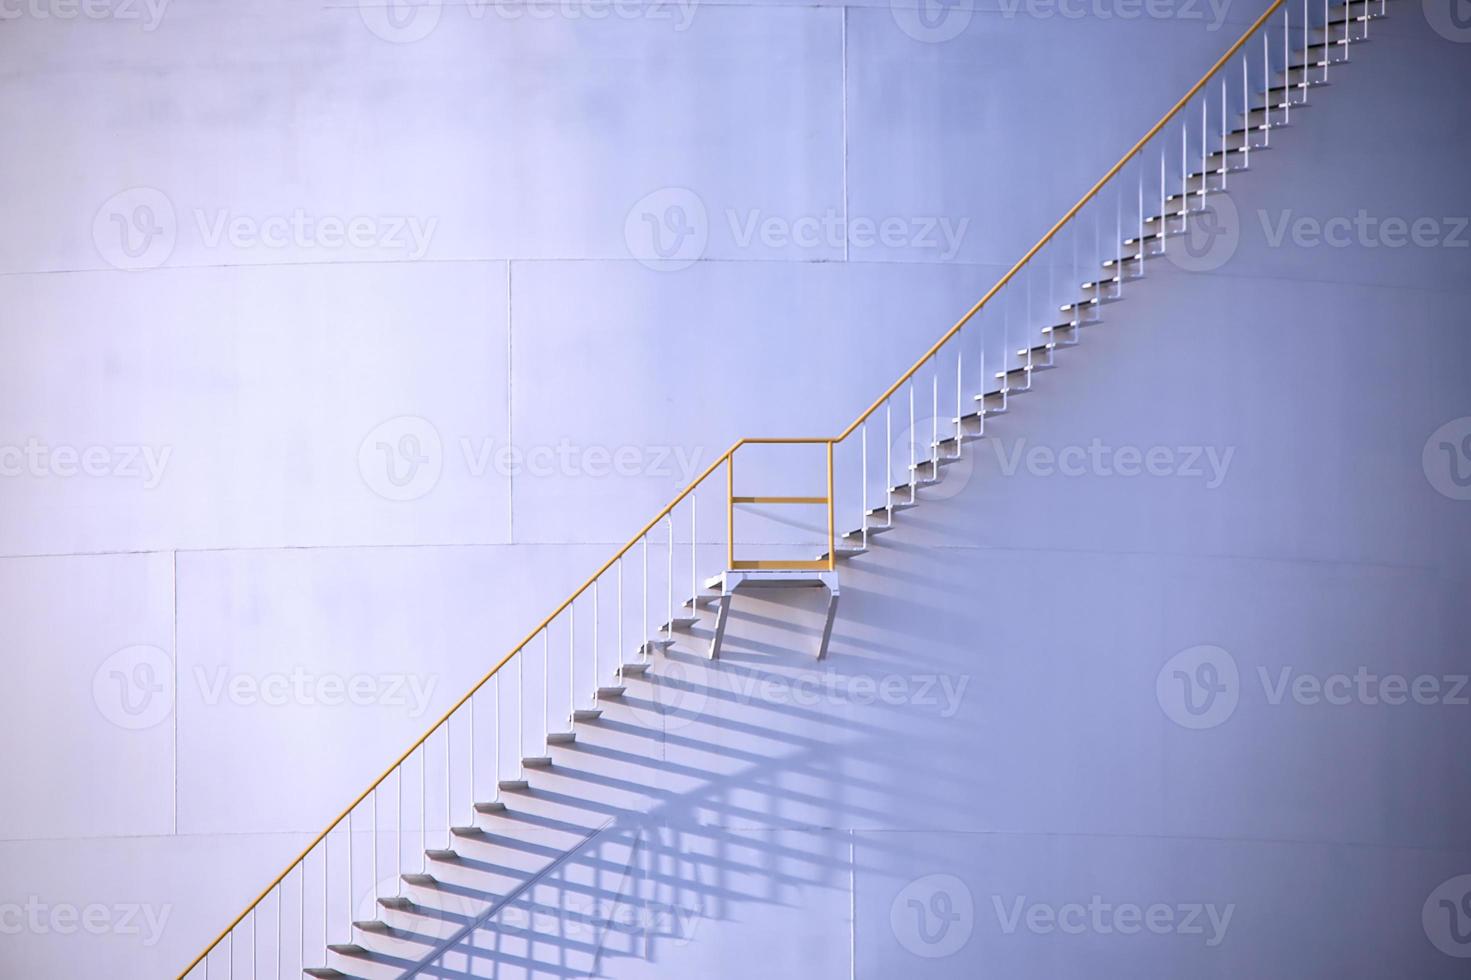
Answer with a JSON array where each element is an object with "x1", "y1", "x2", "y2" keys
[{"x1": 1, "y1": 0, "x2": 1468, "y2": 976}]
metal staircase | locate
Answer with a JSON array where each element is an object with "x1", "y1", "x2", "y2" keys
[{"x1": 178, "y1": 1, "x2": 1390, "y2": 975}]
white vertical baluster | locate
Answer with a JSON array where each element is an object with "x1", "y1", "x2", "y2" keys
[
  {"x1": 515, "y1": 645, "x2": 522, "y2": 766},
  {"x1": 1137, "y1": 169, "x2": 1145, "y2": 273},
  {"x1": 1200, "y1": 99, "x2": 1208, "y2": 201},
  {"x1": 689, "y1": 494, "x2": 696, "y2": 615},
  {"x1": 885, "y1": 400, "x2": 893, "y2": 512},
  {"x1": 1181, "y1": 125, "x2": 1188, "y2": 231},
  {"x1": 371, "y1": 787, "x2": 378, "y2": 914},
  {"x1": 1242, "y1": 57, "x2": 1250, "y2": 168},
  {"x1": 569, "y1": 599, "x2": 576, "y2": 720},
  {"x1": 444, "y1": 721, "x2": 450, "y2": 849},
  {"x1": 1284, "y1": 2, "x2": 1291, "y2": 124},
  {"x1": 1159, "y1": 151, "x2": 1166, "y2": 251},
  {"x1": 861, "y1": 422, "x2": 868, "y2": 546},
  {"x1": 395, "y1": 767, "x2": 402, "y2": 898},
  {"x1": 1329, "y1": 0, "x2": 1341, "y2": 73},
  {"x1": 1220, "y1": 81, "x2": 1228, "y2": 190},
  {"x1": 346, "y1": 813, "x2": 352, "y2": 930},
  {"x1": 617, "y1": 558, "x2": 623, "y2": 669},
  {"x1": 1303, "y1": 0, "x2": 1310, "y2": 104},
  {"x1": 955, "y1": 348, "x2": 963, "y2": 446},
  {"x1": 665, "y1": 517, "x2": 674, "y2": 638},
  {"x1": 468, "y1": 688, "x2": 475, "y2": 802},
  {"x1": 641, "y1": 538, "x2": 649, "y2": 659},
  {"x1": 1264, "y1": 33, "x2": 1271, "y2": 146},
  {"x1": 930, "y1": 370, "x2": 938, "y2": 470},
  {"x1": 324, "y1": 835, "x2": 330, "y2": 951},
  {"x1": 979, "y1": 349, "x2": 986, "y2": 429},
  {"x1": 593, "y1": 580, "x2": 600, "y2": 698},
  {"x1": 907, "y1": 382, "x2": 916, "y2": 503},
  {"x1": 419, "y1": 744, "x2": 425, "y2": 870},
  {"x1": 276, "y1": 882, "x2": 282, "y2": 980},
  {"x1": 542, "y1": 630, "x2": 550, "y2": 742}
]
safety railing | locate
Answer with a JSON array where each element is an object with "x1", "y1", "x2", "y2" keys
[{"x1": 178, "y1": 0, "x2": 1383, "y2": 973}]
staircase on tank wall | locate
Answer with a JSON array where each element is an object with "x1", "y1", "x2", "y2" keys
[{"x1": 174, "y1": 2, "x2": 1392, "y2": 977}]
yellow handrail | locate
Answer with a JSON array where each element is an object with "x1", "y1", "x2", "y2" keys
[
  {"x1": 836, "y1": 0, "x2": 1285, "y2": 441},
  {"x1": 177, "y1": 5, "x2": 1285, "y2": 973}
]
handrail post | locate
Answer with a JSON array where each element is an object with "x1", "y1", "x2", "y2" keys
[{"x1": 826, "y1": 441, "x2": 835, "y2": 571}]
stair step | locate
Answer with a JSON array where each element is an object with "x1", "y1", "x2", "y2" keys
[
  {"x1": 1206, "y1": 143, "x2": 1265, "y2": 161},
  {"x1": 596, "y1": 685, "x2": 626, "y2": 699},
  {"x1": 353, "y1": 919, "x2": 391, "y2": 933},
  {"x1": 573, "y1": 708, "x2": 602, "y2": 722},
  {"x1": 639, "y1": 638, "x2": 674, "y2": 655},
  {"x1": 661, "y1": 616, "x2": 699, "y2": 632},
  {"x1": 843, "y1": 524, "x2": 895, "y2": 542},
  {"x1": 682, "y1": 593, "x2": 723, "y2": 610},
  {"x1": 473, "y1": 800, "x2": 506, "y2": 814},
  {"x1": 328, "y1": 944, "x2": 370, "y2": 958},
  {"x1": 866, "y1": 501, "x2": 917, "y2": 519},
  {"x1": 450, "y1": 825, "x2": 485, "y2": 838},
  {"x1": 304, "y1": 969, "x2": 347, "y2": 979},
  {"x1": 378, "y1": 896, "x2": 415, "y2": 911},
  {"x1": 546, "y1": 731, "x2": 577, "y2": 745},
  {"x1": 425, "y1": 849, "x2": 458, "y2": 862},
  {"x1": 617, "y1": 662, "x2": 649, "y2": 678},
  {"x1": 816, "y1": 547, "x2": 865, "y2": 562},
  {"x1": 993, "y1": 367, "x2": 1032, "y2": 391},
  {"x1": 522, "y1": 755, "x2": 553, "y2": 768},
  {"x1": 890, "y1": 476, "x2": 939, "y2": 496},
  {"x1": 497, "y1": 778, "x2": 530, "y2": 791},
  {"x1": 401, "y1": 873, "x2": 437, "y2": 887},
  {"x1": 1264, "y1": 79, "x2": 1326, "y2": 98}
]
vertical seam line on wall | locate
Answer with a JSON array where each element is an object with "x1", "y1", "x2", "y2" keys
[
  {"x1": 842, "y1": 6, "x2": 850, "y2": 263},
  {"x1": 849, "y1": 828, "x2": 856, "y2": 980},
  {"x1": 172, "y1": 548, "x2": 179, "y2": 835},
  {"x1": 507, "y1": 261, "x2": 515, "y2": 543}
]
